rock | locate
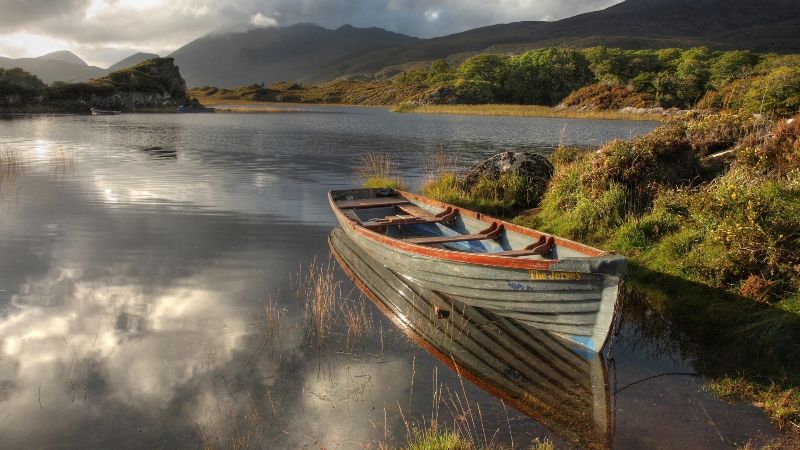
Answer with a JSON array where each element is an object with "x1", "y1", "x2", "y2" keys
[
  {"x1": 463, "y1": 151, "x2": 554, "y2": 208},
  {"x1": 418, "y1": 86, "x2": 459, "y2": 105}
]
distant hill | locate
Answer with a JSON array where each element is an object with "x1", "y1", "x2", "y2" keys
[
  {"x1": 169, "y1": 23, "x2": 419, "y2": 87},
  {"x1": 37, "y1": 50, "x2": 87, "y2": 66},
  {"x1": 309, "y1": 0, "x2": 800, "y2": 82},
  {"x1": 0, "y1": 56, "x2": 104, "y2": 84},
  {"x1": 0, "y1": 51, "x2": 165, "y2": 84},
  {"x1": 108, "y1": 52, "x2": 160, "y2": 71}
]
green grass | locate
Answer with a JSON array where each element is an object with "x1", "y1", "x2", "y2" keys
[
  {"x1": 707, "y1": 377, "x2": 800, "y2": 430},
  {"x1": 403, "y1": 428, "x2": 555, "y2": 450},
  {"x1": 405, "y1": 430, "x2": 472, "y2": 450},
  {"x1": 422, "y1": 171, "x2": 536, "y2": 217},
  {"x1": 362, "y1": 175, "x2": 406, "y2": 190}
]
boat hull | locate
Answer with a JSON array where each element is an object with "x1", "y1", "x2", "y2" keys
[
  {"x1": 338, "y1": 226, "x2": 621, "y2": 352},
  {"x1": 329, "y1": 227, "x2": 613, "y2": 448}
]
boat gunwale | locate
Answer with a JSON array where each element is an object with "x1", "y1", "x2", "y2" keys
[{"x1": 328, "y1": 189, "x2": 609, "y2": 271}]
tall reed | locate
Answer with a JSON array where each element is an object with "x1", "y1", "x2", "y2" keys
[{"x1": 0, "y1": 146, "x2": 24, "y2": 193}]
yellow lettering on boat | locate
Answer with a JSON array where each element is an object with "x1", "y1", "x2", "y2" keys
[{"x1": 529, "y1": 270, "x2": 582, "y2": 281}]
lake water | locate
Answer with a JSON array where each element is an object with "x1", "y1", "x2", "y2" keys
[{"x1": 0, "y1": 108, "x2": 777, "y2": 449}]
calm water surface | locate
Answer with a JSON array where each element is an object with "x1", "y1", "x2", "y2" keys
[{"x1": 0, "y1": 108, "x2": 777, "y2": 449}]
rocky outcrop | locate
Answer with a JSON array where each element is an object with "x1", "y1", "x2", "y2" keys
[
  {"x1": 463, "y1": 151, "x2": 554, "y2": 208},
  {"x1": 86, "y1": 57, "x2": 187, "y2": 111},
  {"x1": 418, "y1": 86, "x2": 459, "y2": 105}
]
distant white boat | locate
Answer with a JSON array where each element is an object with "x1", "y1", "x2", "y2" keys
[
  {"x1": 176, "y1": 105, "x2": 215, "y2": 113},
  {"x1": 90, "y1": 108, "x2": 121, "y2": 115}
]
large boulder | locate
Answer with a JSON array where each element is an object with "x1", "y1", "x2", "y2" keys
[{"x1": 463, "y1": 151, "x2": 554, "y2": 209}]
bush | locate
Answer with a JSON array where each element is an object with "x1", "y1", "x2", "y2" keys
[
  {"x1": 559, "y1": 82, "x2": 658, "y2": 110},
  {"x1": 684, "y1": 112, "x2": 758, "y2": 157},
  {"x1": 736, "y1": 116, "x2": 800, "y2": 177},
  {"x1": 740, "y1": 67, "x2": 800, "y2": 117},
  {"x1": 641, "y1": 168, "x2": 800, "y2": 301},
  {"x1": 453, "y1": 79, "x2": 493, "y2": 104}
]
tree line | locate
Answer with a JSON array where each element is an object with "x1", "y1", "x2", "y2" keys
[{"x1": 398, "y1": 47, "x2": 800, "y2": 116}]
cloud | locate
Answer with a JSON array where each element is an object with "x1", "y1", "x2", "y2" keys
[
  {"x1": 0, "y1": 0, "x2": 622, "y2": 66},
  {"x1": 250, "y1": 12, "x2": 278, "y2": 28}
]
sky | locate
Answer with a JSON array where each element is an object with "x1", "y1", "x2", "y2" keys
[{"x1": 0, "y1": 0, "x2": 621, "y2": 67}]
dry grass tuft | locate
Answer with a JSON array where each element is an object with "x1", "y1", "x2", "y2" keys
[{"x1": 355, "y1": 152, "x2": 407, "y2": 190}]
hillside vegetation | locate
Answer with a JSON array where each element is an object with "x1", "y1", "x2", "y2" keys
[{"x1": 193, "y1": 46, "x2": 800, "y2": 118}]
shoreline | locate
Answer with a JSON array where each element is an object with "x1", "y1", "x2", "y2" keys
[
  {"x1": 196, "y1": 95, "x2": 663, "y2": 121},
  {"x1": 392, "y1": 103, "x2": 665, "y2": 121}
]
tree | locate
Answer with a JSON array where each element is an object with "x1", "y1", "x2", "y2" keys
[
  {"x1": 454, "y1": 79, "x2": 494, "y2": 104},
  {"x1": 710, "y1": 50, "x2": 759, "y2": 88},
  {"x1": 503, "y1": 48, "x2": 595, "y2": 105},
  {"x1": 0, "y1": 68, "x2": 46, "y2": 97},
  {"x1": 742, "y1": 67, "x2": 800, "y2": 117},
  {"x1": 674, "y1": 48, "x2": 711, "y2": 106},
  {"x1": 457, "y1": 54, "x2": 509, "y2": 85},
  {"x1": 427, "y1": 59, "x2": 455, "y2": 85}
]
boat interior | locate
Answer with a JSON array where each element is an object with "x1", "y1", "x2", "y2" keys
[{"x1": 332, "y1": 188, "x2": 593, "y2": 259}]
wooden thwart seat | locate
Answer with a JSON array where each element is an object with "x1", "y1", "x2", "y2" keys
[
  {"x1": 403, "y1": 222, "x2": 504, "y2": 245},
  {"x1": 492, "y1": 236, "x2": 555, "y2": 257},
  {"x1": 362, "y1": 206, "x2": 459, "y2": 228},
  {"x1": 336, "y1": 197, "x2": 411, "y2": 209}
]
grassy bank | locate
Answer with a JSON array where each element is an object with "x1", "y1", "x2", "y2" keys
[
  {"x1": 517, "y1": 114, "x2": 800, "y2": 431},
  {"x1": 392, "y1": 103, "x2": 664, "y2": 121},
  {"x1": 372, "y1": 112, "x2": 800, "y2": 432}
]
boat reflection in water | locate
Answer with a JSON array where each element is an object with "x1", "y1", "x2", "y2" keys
[{"x1": 329, "y1": 227, "x2": 613, "y2": 449}]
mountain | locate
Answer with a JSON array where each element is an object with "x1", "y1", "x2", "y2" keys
[
  {"x1": 170, "y1": 23, "x2": 419, "y2": 87},
  {"x1": 108, "y1": 52, "x2": 160, "y2": 71},
  {"x1": 36, "y1": 50, "x2": 87, "y2": 66},
  {"x1": 310, "y1": 0, "x2": 800, "y2": 82},
  {"x1": 0, "y1": 56, "x2": 105, "y2": 84},
  {"x1": 0, "y1": 51, "x2": 162, "y2": 85}
]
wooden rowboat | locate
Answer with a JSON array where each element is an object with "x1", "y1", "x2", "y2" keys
[
  {"x1": 90, "y1": 108, "x2": 121, "y2": 115},
  {"x1": 328, "y1": 188, "x2": 626, "y2": 352},
  {"x1": 329, "y1": 227, "x2": 614, "y2": 449}
]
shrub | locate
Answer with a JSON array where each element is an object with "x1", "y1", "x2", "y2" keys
[
  {"x1": 639, "y1": 168, "x2": 800, "y2": 301},
  {"x1": 740, "y1": 67, "x2": 800, "y2": 117},
  {"x1": 584, "y1": 122, "x2": 697, "y2": 211},
  {"x1": 559, "y1": 82, "x2": 658, "y2": 110},
  {"x1": 736, "y1": 116, "x2": 800, "y2": 177},
  {"x1": 453, "y1": 79, "x2": 494, "y2": 104},
  {"x1": 684, "y1": 112, "x2": 758, "y2": 157}
]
